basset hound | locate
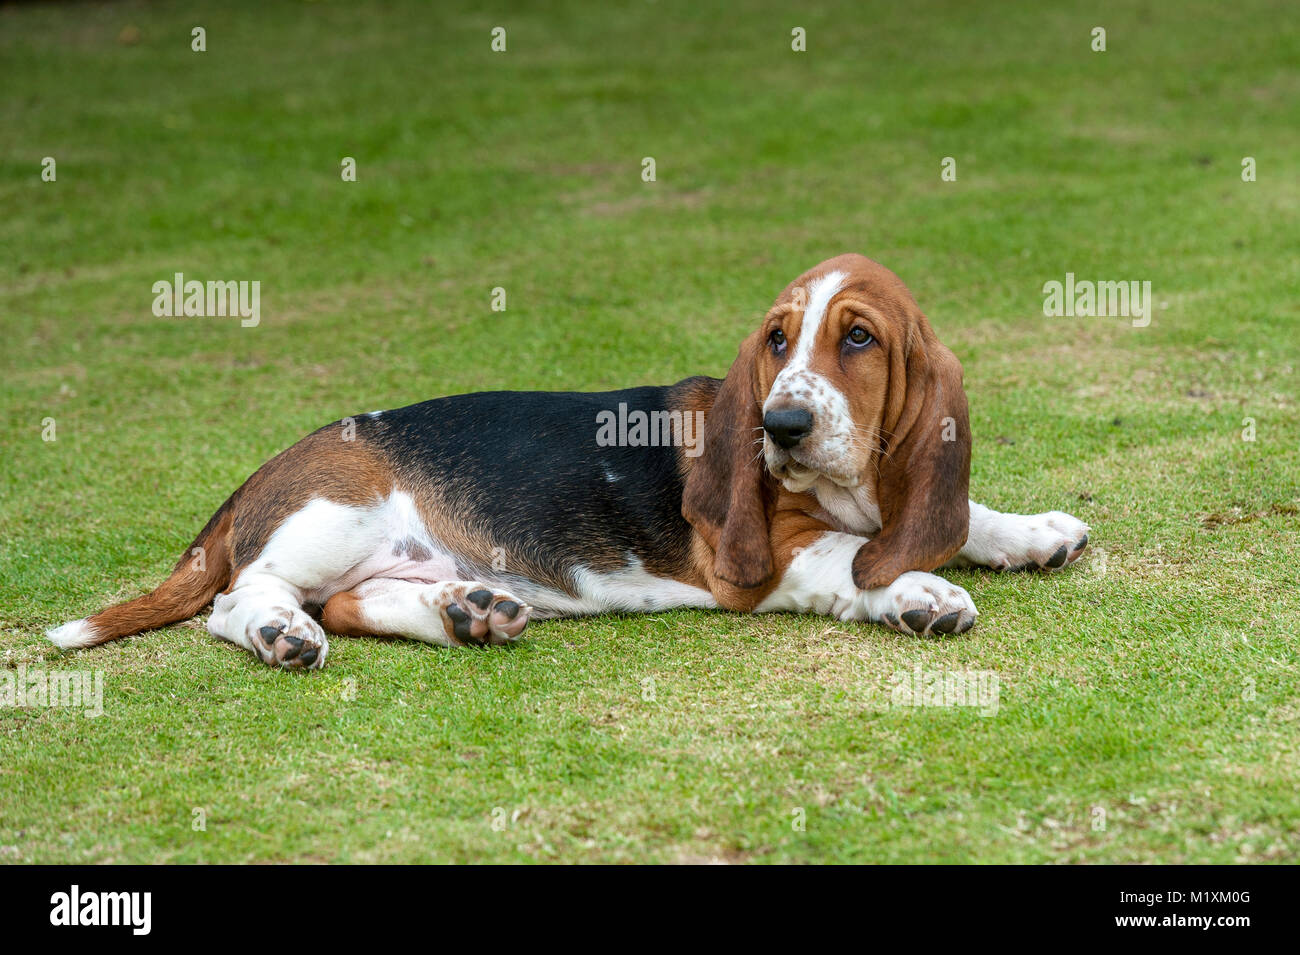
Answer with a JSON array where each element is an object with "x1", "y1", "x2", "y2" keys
[{"x1": 47, "y1": 254, "x2": 1089, "y2": 670}]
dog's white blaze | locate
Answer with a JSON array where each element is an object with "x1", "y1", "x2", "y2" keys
[
  {"x1": 766, "y1": 272, "x2": 847, "y2": 406},
  {"x1": 786, "y1": 270, "x2": 847, "y2": 374}
]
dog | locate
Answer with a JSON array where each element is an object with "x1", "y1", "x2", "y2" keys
[{"x1": 47, "y1": 254, "x2": 1089, "y2": 669}]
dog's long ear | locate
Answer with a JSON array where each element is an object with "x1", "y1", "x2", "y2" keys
[
  {"x1": 851, "y1": 328, "x2": 971, "y2": 590},
  {"x1": 682, "y1": 331, "x2": 775, "y2": 589}
]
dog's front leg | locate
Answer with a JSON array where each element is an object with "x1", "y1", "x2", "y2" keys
[
  {"x1": 947, "y1": 501, "x2": 1090, "y2": 572},
  {"x1": 757, "y1": 531, "x2": 978, "y2": 636}
]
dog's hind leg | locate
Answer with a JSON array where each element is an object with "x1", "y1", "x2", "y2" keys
[
  {"x1": 320, "y1": 578, "x2": 531, "y2": 647},
  {"x1": 208, "y1": 583, "x2": 330, "y2": 670},
  {"x1": 208, "y1": 497, "x2": 398, "y2": 670}
]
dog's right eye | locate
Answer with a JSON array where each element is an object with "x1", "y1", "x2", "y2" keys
[{"x1": 768, "y1": 329, "x2": 787, "y2": 354}]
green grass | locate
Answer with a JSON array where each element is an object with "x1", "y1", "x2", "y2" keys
[{"x1": 2, "y1": 0, "x2": 1298, "y2": 864}]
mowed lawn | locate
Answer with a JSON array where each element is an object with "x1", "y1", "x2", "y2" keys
[{"x1": 1, "y1": 0, "x2": 1297, "y2": 864}]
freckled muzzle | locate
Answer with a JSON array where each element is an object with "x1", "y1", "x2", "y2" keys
[{"x1": 762, "y1": 371, "x2": 863, "y2": 488}]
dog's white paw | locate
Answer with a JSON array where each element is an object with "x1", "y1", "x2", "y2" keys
[
  {"x1": 964, "y1": 509, "x2": 1090, "y2": 572},
  {"x1": 424, "y1": 582, "x2": 532, "y2": 646},
  {"x1": 870, "y1": 571, "x2": 978, "y2": 636},
  {"x1": 250, "y1": 608, "x2": 329, "y2": 670}
]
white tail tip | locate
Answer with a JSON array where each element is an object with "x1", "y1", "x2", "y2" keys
[{"x1": 46, "y1": 619, "x2": 100, "y2": 649}]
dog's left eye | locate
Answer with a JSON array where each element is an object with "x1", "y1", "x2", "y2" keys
[{"x1": 846, "y1": 326, "x2": 873, "y2": 347}]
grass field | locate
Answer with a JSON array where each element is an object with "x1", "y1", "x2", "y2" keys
[{"x1": 2, "y1": 0, "x2": 1298, "y2": 864}]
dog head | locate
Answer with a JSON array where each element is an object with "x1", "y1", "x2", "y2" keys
[{"x1": 683, "y1": 253, "x2": 971, "y2": 591}]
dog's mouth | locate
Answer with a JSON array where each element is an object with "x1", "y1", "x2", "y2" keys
[{"x1": 766, "y1": 445, "x2": 861, "y2": 491}]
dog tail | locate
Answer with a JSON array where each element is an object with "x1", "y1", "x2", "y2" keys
[{"x1": 46, "y1": 494, "x2": 237, "y2": 650}]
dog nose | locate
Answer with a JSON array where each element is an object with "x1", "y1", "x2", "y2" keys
[{"x1": 763, "y1": 408, "x2": 814, "y2": 449}]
